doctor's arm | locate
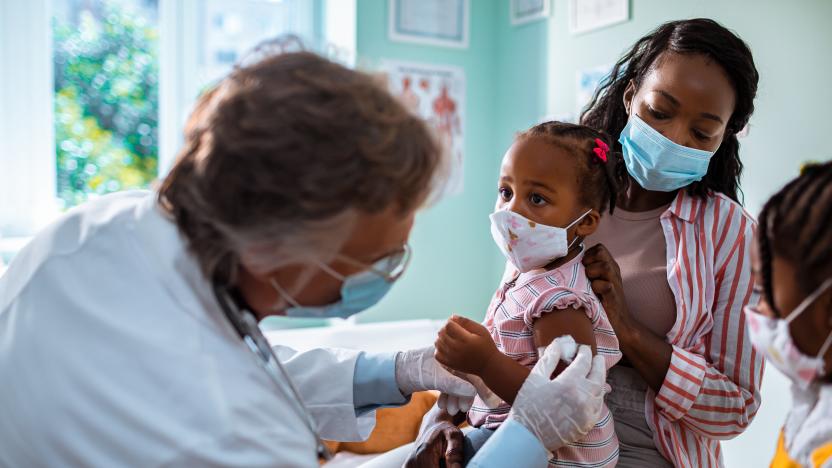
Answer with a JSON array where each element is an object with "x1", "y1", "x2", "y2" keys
[
  {"x1": 354, "y1": 345, "x2": 478, "y2": 413},
  {"x1": 273, "y1": 344, "x2": 474, "y2": 441},
  {"x1": 352, "y1": 351, "x2": 409, "y2": 413}
]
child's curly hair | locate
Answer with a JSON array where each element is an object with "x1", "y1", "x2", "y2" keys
[{"x1": 517, "y1": 121, "x2": 626, "y2": 214}]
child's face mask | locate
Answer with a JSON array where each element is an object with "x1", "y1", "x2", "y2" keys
[
  {"x1": 489, "y1": 208, "x2": 591, "y2": 273},
  {"x1": 745, "y1": 277, "x2": 832, "y2": 389}
]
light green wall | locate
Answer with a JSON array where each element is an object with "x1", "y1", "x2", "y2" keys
[
  {"x1": 492, "y1": 3, "x2": 550, "y2": 275},
  {"x1": 494, "y1": 3, "x2": 549, "y2": 151},
  {"x1": 546, "y1": 0, "x2": 832, "y2": 216},
  {"x1": 353, "y1": 0, "x2": 504, "y2": 324}
]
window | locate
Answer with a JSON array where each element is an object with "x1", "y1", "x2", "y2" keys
[
  {"x1": 52, "y1": 0, "x2": 160, "y2": 208},
  {"x1": 0, "y1": 0, "x2": 355, "y2": 267},
  {"x1": 156, "y1": 0, "x2": 334, "y2": 174},
  {"x1": 196, "y1": 0, "x2": 316, "y2": 89}
]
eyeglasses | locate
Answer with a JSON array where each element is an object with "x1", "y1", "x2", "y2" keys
[{"x1": 321, "y1": 244, "x2": 413, "y2": 283}]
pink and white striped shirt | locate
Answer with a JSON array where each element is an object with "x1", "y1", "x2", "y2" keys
[
  {"x1": 468, "y1": 253, "x2": 622, "y2": 468},
  {"x1": 618, "y1": 190, "x2": 764, "y2": 468}
]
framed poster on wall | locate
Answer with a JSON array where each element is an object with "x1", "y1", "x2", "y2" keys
[
  {"x1": 388, "y1": 0, "x2": 469, "y2": 49},
  {"x1": 381, "y1": 60, "x2": 466, "y2": 195},
  {"x1": 510, "y1": 0, "x2": 550, "y2": 26},
  {"x1": 569, "y1": 0, "x2": 629, "y2": 35}
]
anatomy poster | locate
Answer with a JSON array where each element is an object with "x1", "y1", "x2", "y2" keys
[{"x1": 382, "y1": 60, "x2": 465, "y2": 195}]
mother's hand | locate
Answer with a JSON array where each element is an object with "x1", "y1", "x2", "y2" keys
[
  {"x1": 582, "y1": 243, "x2": 632, "y2": 333},
  {"x1": 404, "y1": 407, "x2": 465, "y2": 468},
  {"x1": 582, "y1": 242, "x2": 672, "y2": 391}
]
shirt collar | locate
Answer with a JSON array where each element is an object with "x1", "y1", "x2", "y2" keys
[{"x1": 665, "y1": 189, "x2": 702, "y2": 224}]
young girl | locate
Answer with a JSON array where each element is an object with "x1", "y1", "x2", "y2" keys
[
  {"x1": 434, "y1": 121, "x2": 624, "y2": 467},
  {"x1": 746, "y1": 161, "x2": 832, "y2": 467}
]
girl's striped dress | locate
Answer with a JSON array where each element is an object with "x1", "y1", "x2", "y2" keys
[{"x1": 468, "y1": 253, "x2": 622, "y2": 467}]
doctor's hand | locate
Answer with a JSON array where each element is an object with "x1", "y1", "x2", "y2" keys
[
  {"x1": 437, "y1": 371, "x2": 501, "y2": 416},
  {"x1": 436, "y1": 392, "x2": 474, "y2": 417},
  {"x1": 395, "y1": 345, "x2": 476, "y2": 399},
  {"x1": 507, "y1": 337, "x2": 607, "y2": 452}
]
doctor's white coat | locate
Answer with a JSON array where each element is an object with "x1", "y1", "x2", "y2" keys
[{"x1": 0, "y1": 192, "x2": 376, "y2": 467}]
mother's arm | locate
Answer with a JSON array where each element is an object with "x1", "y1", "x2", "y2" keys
[
  {"x1": 582, "y1": 244, "x2": 672, "y2": 391},
  {"x1": 662, "y1": 220, "x2": 763, "y2": 439},
  {"x1": 583, "y1": 222, "x2": 763, "y2": 440}
]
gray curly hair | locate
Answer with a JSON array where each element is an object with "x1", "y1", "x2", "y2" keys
[{"x1": 158, "y1": 49, "x2": 446, "y2": 285}]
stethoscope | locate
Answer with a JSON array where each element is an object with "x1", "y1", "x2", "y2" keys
[{"x1": 212, "y1": 283, "x2": 333, "y2": 462}]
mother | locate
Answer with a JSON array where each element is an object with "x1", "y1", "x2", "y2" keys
[{"x1": 581, "y1": 18, "x2": 764, "y2": 467}]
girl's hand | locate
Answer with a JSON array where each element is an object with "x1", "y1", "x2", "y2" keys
[
  {"x1": 434, "y1": 315, "x2": 499, "y2": 376},
  {"x1": 582, "y1": 243, "x2": 634, "y2": 339}
]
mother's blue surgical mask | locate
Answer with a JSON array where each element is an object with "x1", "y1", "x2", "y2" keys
[
  {"x1": 270, "y1": 245, "x2": 411, "y2": 319},
  {"x1": 619, "y1": 114, "x2": 717, "y2": 192}
]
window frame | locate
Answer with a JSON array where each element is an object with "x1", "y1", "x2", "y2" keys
[{"x1": 0, "y1": 0, "x2": 57, "y2": 239}]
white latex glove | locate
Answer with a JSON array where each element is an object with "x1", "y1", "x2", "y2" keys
[
  {"x1": 437, "y1": 392, "x2": 473, "y2": 416},
  {"x1": 507, "y1": 336, "x2": 607, "y2": 453},
  {"x1": 395, "y1": 345, "x2": 476, "y2": 399},
  {"x1": 437, "y1": 371, "x2": 501, "y2": 415}
]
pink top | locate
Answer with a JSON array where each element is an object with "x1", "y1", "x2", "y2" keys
[
  {"x1": 468, "y1": 253, "x2": 621, "y2": 467},
  {"x1": 586, "y1": 204, "x2": 677, "y2": 338}
]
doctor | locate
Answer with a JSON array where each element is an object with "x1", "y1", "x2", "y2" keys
[{"x1": 0, "y1": 49, "x2": 606, "y2": 467}]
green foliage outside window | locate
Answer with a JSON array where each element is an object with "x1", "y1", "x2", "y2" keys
[{"x1": 53, "y1": 1, "x2": 158, "y2": 208}]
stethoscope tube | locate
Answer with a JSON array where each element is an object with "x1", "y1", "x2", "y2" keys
[{"x1": 212, "y1": 283, "x2": 333, "y2": 462}]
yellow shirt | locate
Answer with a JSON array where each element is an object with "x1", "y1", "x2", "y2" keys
[{"x1": 772, "y1": 430, "x2": 832, "y2": 468}]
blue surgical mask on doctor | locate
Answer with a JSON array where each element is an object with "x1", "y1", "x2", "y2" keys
[
  {"x1": 270, "y1": 245, "x2": 411, "y2": 319},
  {"x1": 619, "y1": 113, "x2": 717, "y2": 192}
]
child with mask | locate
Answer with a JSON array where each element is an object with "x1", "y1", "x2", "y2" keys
[
  {"x1": 433, "y1": 121, "x2": 625, "y2": 467},
  {"x1": 745, "y1": 161, "x2": 832, "y2": 467}
]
